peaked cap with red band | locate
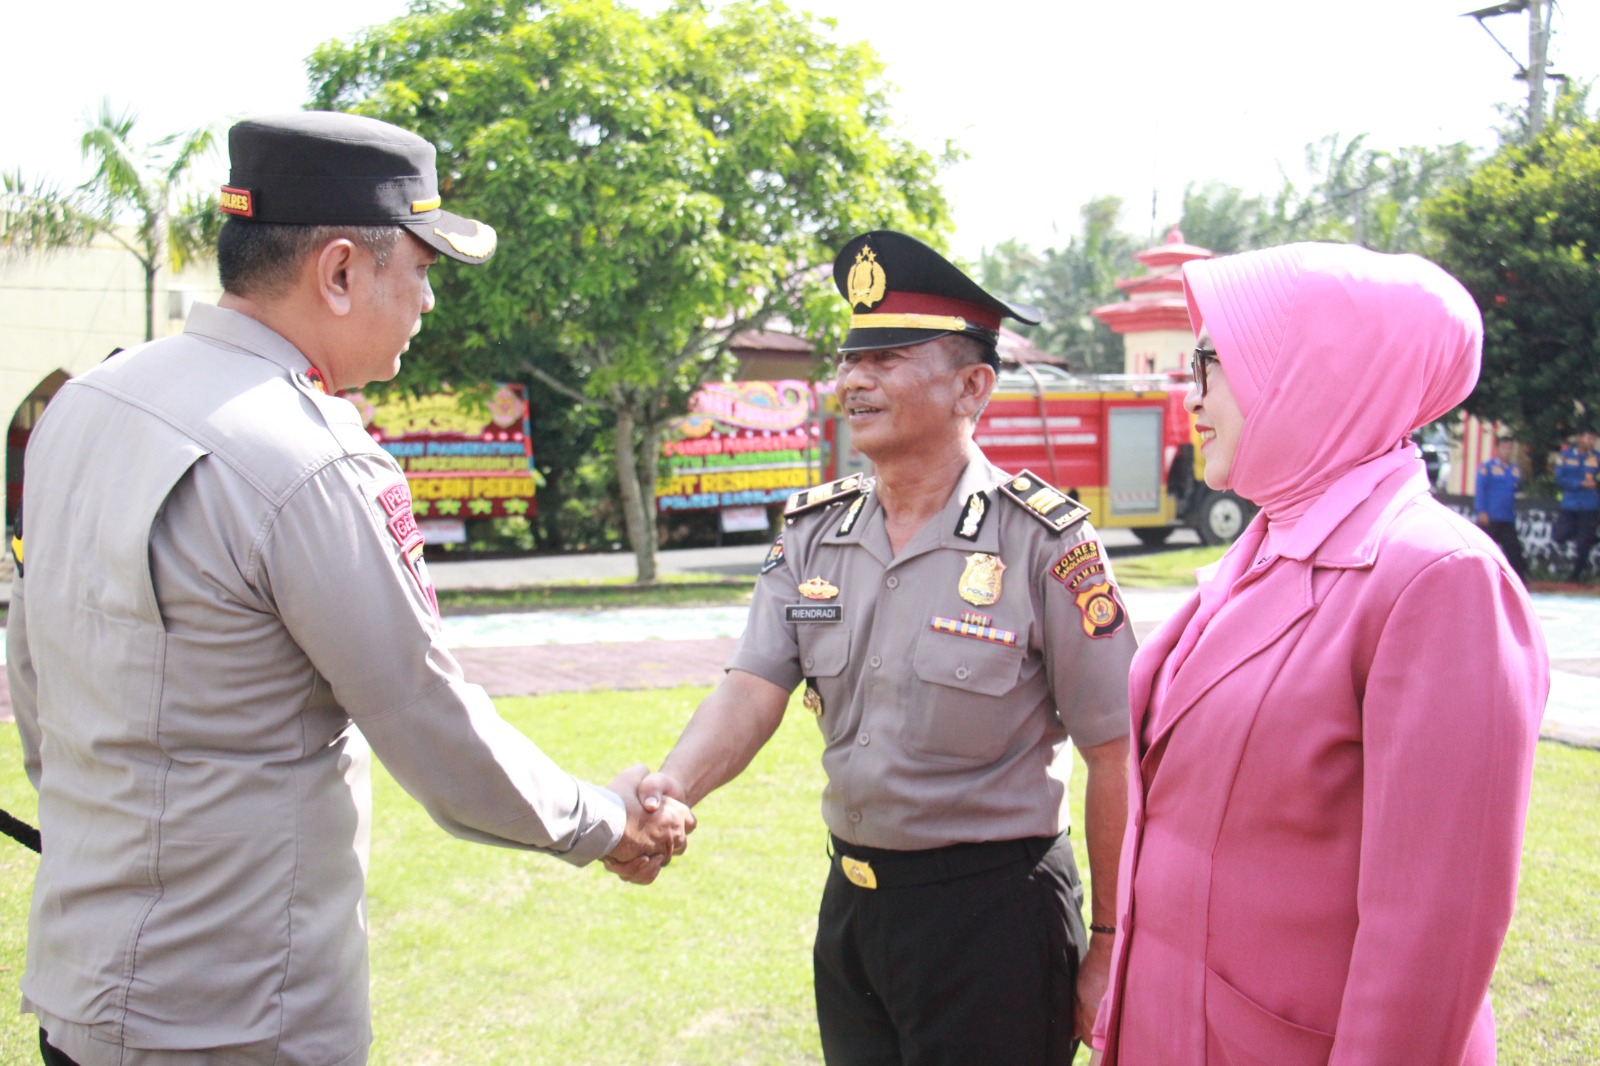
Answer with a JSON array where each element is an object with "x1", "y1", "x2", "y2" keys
[{"x1": 832, "y1": 230, "x2": 1040, "y2": 364}]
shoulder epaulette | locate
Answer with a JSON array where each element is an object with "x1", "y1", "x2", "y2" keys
[
  {"x1": 998, "y1": 470, "x2": 1090, "y2": 532},
  {"x1": 785, "y1": 473, "x2": 867, "y2": 520}
]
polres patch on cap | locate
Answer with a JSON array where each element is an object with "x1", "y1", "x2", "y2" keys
[{"x1": 219, "y1": 186, "x2": 254, "y2": 218}]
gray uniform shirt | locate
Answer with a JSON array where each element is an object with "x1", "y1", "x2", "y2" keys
[
  {"x1": 729, "y1": 456, "x2": 1134, "y2": 851},
  {"x1": 8, "y1": 304, "x2": 625, "y2": 1066}
]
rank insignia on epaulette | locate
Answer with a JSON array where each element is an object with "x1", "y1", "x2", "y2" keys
[
  {"x1": 836, "y1": 495, "x2": 866, "y2": 536},
  {"x1": 785, "y1": 474, "x2": 866, "y2": 519},
  {"x1": 955, "y1": 492, "x2": 988, "y2": 540},
  {"x1": 999, "y1": 471, "x2": 1091, "y2": 532},
  {"x1": 761, "y1": 537, "x2": 785, "y2": 574}
]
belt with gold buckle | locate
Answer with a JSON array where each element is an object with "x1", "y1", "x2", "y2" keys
[{"x1": 840, "y1": 855, "x2": 878, "y2": 889}]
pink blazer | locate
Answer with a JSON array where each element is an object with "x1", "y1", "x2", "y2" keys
[{"x1": 1096, "y1": 468, "x2": 1548, "y2": 1065}]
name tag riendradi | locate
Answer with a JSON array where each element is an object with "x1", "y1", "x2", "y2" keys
[{"x1": 785, "y1": 603, "x2": 843, "y2": 623}]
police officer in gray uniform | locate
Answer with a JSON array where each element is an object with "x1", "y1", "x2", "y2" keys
[
  {"x1": 619, "y1": 231, "x2": 1134, "y2": 1064},
  {"x1": 8, "y1": 112, "x2": 692, "y2": 1066}
]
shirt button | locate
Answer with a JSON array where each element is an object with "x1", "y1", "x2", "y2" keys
[
  {"x1": 804, "y1": 656, "x2": 815, "y2": 670},
  {"x1": 955, "y1": 666, "x2": 970, "y2": 680},
  {"x1": 886, "y1": 576, "x2": 899, "y2": 589},
  {"x1": 858, "y1": 733, "x2": 870, "y2": 746},
  {"x1": 849, "y1": 810, "x2": 862, "y2": 823},
  {"x1": 869, "y1": 655, "x2": 882, "y2": 668}
]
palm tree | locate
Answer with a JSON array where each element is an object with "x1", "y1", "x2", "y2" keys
[{"x1": 1, "y1": 100, "x2": 218, "y2": 342}]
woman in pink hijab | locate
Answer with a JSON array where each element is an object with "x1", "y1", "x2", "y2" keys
[{"x1": 1091, "y1": 243, "x2": 1548, "y2": 1065}]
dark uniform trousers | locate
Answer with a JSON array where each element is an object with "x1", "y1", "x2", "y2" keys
[
  {"x1": 39, "y1": 1031, "x2": 80, "y2": 1066},
  {"x1": 1553, "y1": 509, "x2": 1598, "y2": 582},
  {"x1": 814, "y1": 833, "x2": 1086, "y2": 1066}
]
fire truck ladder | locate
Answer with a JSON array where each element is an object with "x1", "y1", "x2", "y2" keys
[{"x1": 1014, "y1": 360, "x2": 1063, "y2": 488}]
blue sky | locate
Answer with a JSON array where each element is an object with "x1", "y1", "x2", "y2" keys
[{"x1": 5, "y1": 0, "x2": 1597, "y2": 257}]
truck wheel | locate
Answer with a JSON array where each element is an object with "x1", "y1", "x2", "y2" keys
[
  {"x1": 1196, "y1": 491, "x2": 1253, "y2": 545},
  {"x1": 1133, "y1": 527, "x2": 1173, "y2": 547}
]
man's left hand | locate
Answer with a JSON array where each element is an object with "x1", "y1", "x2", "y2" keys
[{"x1": 1075, "y1": 931, "x2": 1114, "y2": 1044}]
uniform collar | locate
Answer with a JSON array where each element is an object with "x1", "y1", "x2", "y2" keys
[
  {"x1": 184, "y1": 303, "x2": 317, "y2": 379},
  {"x1": 822, "y1": 455, "x2": 1006, "y2": 562},
  {"x1": 934, "y1": 456, "x2": 1006, "y2": 555}
]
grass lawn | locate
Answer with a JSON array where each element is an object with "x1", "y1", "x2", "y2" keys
[
  {"x1": 2, "y1": 696, "x2": 1596, "y2": 1064},
  {"x1": 436, "y1": 576, "x2": 755, "y2": 615},
  {"x1": 1110, "y1": 544, "x2": 1228, "y2": 587}
]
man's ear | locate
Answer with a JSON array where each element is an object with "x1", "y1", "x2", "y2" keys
[
  {"x1": 313, "y1": 238, "x2": 360, "y2": 317},
  {"x1": 954, "y1": 361, "x2": 997, "y2": 418}
]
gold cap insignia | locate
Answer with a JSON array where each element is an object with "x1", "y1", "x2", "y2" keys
[
  {"x1": 846, "y1": 245, "x2": 888, "y2": 310},
  {"x1": 958, "y1": 552, "x2": 1005, "y2": 606},
  {"x1": 798, "y1": 577, "x2": 840, "y2": 600},
  {"x1": 435, "y1": 220, "x2": 498, "y2": 259},
  {"x1": 411, "y1": 195, "x2": 443, "y2": 213}
]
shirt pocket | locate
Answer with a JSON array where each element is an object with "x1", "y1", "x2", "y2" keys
[
  {"x1": 907, "y1": 627, "x2": 1026, "y2": 761},
  {"x1": 796, "y1": 615, "x2": 851, "y2": 676}
]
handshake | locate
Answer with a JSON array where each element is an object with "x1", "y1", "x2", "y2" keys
[{"x1": 600, "y1": 764, "x2": 695, "y2": 885}]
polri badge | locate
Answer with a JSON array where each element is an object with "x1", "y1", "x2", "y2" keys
[{"x1": 958, "y1": 552, "x2": 1005, "y2": 606}]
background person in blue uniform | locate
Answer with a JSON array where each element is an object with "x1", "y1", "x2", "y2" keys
[
  {"x1": 1475, "y1": 434, "x2": 1528, "y2": 584},
  {"x1": 1553, "y1": 425, "x2": 1599, "y2": 582}
]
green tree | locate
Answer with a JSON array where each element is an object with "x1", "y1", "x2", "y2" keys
[
  {"x1": 0, "y1": 100, "x2": 217, "y2": 342},
  {"x1": 1178, "y1": 135, "x2": 1473, "y2": 258},
  {"x1": 978, "y1": 196, "x2": 1136, "y2": 373},
  {"x1": 306, "y1": 0, "x2": 950, "y2": 580},
  {"x1": 1426, "y1": 100, "x2": 1600, "y2": 471},
  {"x1": 1174, "y1": 181, "x2": 1274, "y2": 257}
]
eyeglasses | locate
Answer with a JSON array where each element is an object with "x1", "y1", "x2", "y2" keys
[{"x1": 1190, "y1": 346, "x2": 1218, "y2": 397}]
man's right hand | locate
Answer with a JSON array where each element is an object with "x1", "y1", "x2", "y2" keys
[{"x1": 602, "y1": 764, "x2": 695, "y2": 885}]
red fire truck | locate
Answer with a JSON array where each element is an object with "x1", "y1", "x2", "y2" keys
[{"x1": 826, "y1": 364, "x2": 1256, "y2": 545}]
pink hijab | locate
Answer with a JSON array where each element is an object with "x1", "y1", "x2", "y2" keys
[{"x1": 1182, "y1": 243, "x2": 1482, "y2": 519}]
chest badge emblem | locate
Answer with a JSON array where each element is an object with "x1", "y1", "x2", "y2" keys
[
  {"x1": 958, "y1": 552, "x2": 1005, "y2": 606},
  {"x1": 798, "y1": 576, "x2": 840, "y2": 600}
]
